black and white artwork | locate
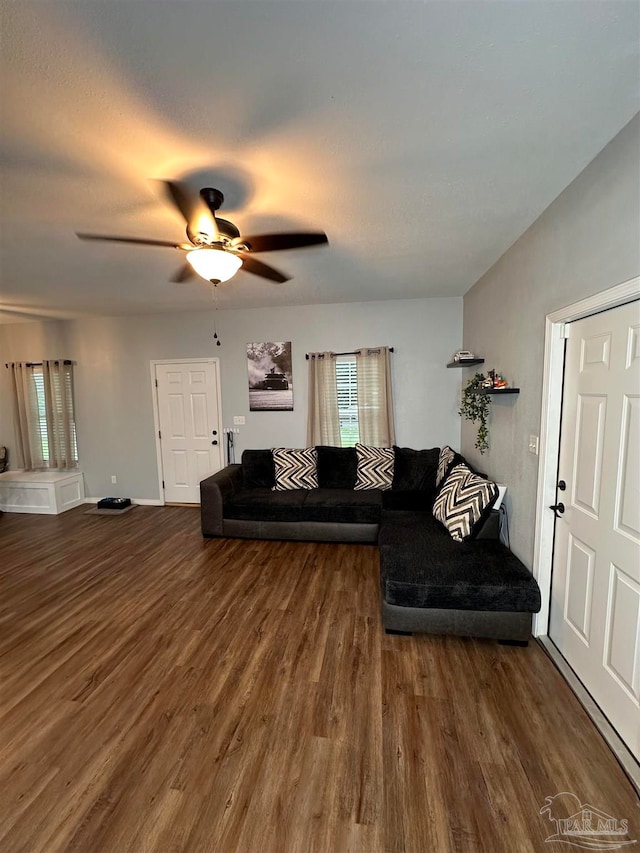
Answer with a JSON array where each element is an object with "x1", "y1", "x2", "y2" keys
[{"x1": 247, "y1": 342, "x2": 294, "y2": 411}]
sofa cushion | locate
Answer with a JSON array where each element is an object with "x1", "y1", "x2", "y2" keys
[
  {"x1": 272, "y1": 447, "x2": 318, "y2": 490},
  {"x1": 433, "y1": 464, "x2": 498, "y2": 541},
  {"x1": 354, "y1": 444, "x2": 394, "y2": 491},
  {"x1": 392, "y1": 446, "x2": 439, "y2": 491},
  {"x1": 379, "y1": 512, "x2": 541, "y2": 612},
  {"x1": 242, "y1": 449, "x2": 275, "y2": 489},
  {"x1": 224, "y1": 488, "x2": 307, "y2": 522},
  {"x1": 302, "y1": 489, "x2": 383, "y2": 524},
  {"x1": 316, "y1": 446, "x2": 357, "y2": 489},
  {"x1": 382, "y1": 490, "x2": 435, "y2": 512}
]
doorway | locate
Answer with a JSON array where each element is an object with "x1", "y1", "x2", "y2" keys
[
  {"x1": 151, "y1": 359, "x2": 223, "y2": 504},
  {"x1": 549, "y1": 300, "x2": 639, "y2": 760},
  {"x1": 532, "y1": 276, "x2": 639, "y2": 779}
]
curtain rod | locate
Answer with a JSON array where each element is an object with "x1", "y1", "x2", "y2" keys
[
  {"x1": 305, "y1": 347, "x2": 394, "y2": 360},
  {"x1": 5, "y1": 360, "x2": 73, "y2": 368}
]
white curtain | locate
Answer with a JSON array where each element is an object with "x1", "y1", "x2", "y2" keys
[
  {"x1": 306, "y1": 352, "x2": 341, "y2": 446},
  {"x1": 10, "y1": 362, "x2": 40, "y2": 470},
  {"x1": 43, "y1": 360, "x2": 77, "y2": 469},
  {"x1": 355, "y1": 346, "x2": 396, "y2": 447},
  {"x1": 10, "y1": 360, "x2": 77, "y2": 470}
]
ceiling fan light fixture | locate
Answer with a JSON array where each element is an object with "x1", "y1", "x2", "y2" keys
[{"x1": 186, "y1": 247, "x2": 242, "y2": 283}]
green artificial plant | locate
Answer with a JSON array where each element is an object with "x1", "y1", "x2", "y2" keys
[{"x1": 459, "y1": 373, "x2": 492, "y2": 454}]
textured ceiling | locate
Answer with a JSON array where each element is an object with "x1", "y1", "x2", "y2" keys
[{"x1": 0, "y1": 1, "x2": 638, "y2": 322}]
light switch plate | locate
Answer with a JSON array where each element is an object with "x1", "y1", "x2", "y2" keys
[
  {"x1": 528, "y1": 435, "x2": 539, "y2": 455},
  {"x1": 233, "y1": 416, "x2": 245, "y2": 425}
]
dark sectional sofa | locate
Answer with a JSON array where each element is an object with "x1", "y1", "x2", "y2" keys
[{"x1": 200, "y1": 446, "x2": 541, "y2": 643}]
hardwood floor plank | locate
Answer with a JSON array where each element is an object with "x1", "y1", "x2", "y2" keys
[{"x1": 0, "y1": 506, "x2": 637, "y2": 852}]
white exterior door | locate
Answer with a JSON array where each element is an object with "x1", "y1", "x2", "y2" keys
[
  {"x1": 549, "y1": 300, "x2": 640, "y2": 759},
  {"x1": 155, "y1": 360, "x2": 223, "y2": 503}
]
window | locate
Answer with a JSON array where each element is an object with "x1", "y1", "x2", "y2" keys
[
  {"x1": 336, "y1": 356, "x2": 359, "y2": 446},
  {"x1": 10, "y1": 360, "x2": 78, "y2": 470},
  {"x1": 307, "y1": 347, "x2": 395, "y2": 448},
  {"x1": 31, "y1": 365, "x2": 78, "y2": 465}
]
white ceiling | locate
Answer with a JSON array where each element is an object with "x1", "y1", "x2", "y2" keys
[{"x1": 1, "y1": 1, "x2": 638, "y2": 323}]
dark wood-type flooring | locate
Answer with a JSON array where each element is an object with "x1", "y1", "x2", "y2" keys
[{"x1": 0, "y1": 506, "x2": 637, "y2": 852}]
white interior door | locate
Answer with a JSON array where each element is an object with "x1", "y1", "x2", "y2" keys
[
  {"x1": 549, "y1": 300, "x2": 640, "y2": 759},
  {"x1": 155, "y1": 360, "x2": 223, "y2": 503}
]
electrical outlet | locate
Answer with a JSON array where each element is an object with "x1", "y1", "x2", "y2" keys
[
  {"x1": 233, "y1": 416, "x2": 245, "y2": 425},
  {"x1": 528, "y1": 435, "x2": 539, "y2": 455},
  {"x1": 111, "y1": 475, "x2": 117, "y2": 484}
]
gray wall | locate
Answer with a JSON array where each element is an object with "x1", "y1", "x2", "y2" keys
[
  {"x1": 462, "y1": 113, "x2": 640, "y2": 567},
  {"x1": 0, "y1": 297, "x2": 463, "y2": 500}
]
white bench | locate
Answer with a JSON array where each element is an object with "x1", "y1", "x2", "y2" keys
[{"x1": 0, "y1": 471, "x2": 85, "y2": 514}]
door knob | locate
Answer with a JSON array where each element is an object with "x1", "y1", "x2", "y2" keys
[
  {"x1": 557, "y1": 479, "x2": 566, "y2": 491},
  {"x1": 549, "y1": 502, "x2": 565, "y2": 518},
  {"x1": 211, "y1": 440, "x2": 218, "y2": 446},
  {"x1": 212, "y1": 430, "x2": 217, "y2": 435}
]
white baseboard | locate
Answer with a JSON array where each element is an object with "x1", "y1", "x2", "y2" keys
[{"x1": 84, "y1": 497, "x2": 165, "y2": 507}]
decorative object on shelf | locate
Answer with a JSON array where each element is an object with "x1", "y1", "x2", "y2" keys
[
  {"x1": 453, "y1": 350, "x2": 476, "y2": 362},
  {"x1": 447, "y1": 351, "x2": 486, "y2": 370},
  {"x1": 459, "y1": 372, "x2": 492, "y2": 454},
  {"x1": 480, "y1": 369, "x2": 520, "y2": 395}
]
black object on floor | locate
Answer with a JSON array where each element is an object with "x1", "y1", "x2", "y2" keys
[{"x1": 97, "y1": 497, "x2": 132, "y2": 510}]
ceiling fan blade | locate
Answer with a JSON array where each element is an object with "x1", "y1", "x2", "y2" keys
[
  {"x1": 171, "y1": 263, "x2": 197, "y2": 283},
  {"x1": 76, "y1": 233, "x2": 187, "y2": 249},
  {"x1": 238, "y1": 232, "x2": 328, "y2": 253},
  {"x1": 163, "y1": 180, "x2": 219, "y2": 241},
  {"x1": 238, "y1": 253, "x2": 290, "y2": 283}
]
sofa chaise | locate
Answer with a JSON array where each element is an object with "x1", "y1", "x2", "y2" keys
[{"x1": 200, "y1": 445, "x2": 541, "y2": 643}]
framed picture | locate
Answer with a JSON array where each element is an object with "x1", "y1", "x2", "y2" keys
[{"x1": 247, "y1": 342, "x2": 294, "y2": 411}]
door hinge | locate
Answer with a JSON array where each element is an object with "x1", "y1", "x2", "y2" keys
[
  {"x1": 155, "y1": 379, "x2": 158, "y2": 387},
  {"x1": 162, "y1": 480, "x2": 165, "y2": 489},
  {"x1": 559, "y1": 322, "x2": 571, "y2": 339},
  {"x1": 158, "y1": 430, "x2": 161, "y2": 439}
]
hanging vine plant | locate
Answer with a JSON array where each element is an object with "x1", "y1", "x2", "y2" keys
[{"x1": 459, "y1": 373, "x2": 492, "y2": 454}]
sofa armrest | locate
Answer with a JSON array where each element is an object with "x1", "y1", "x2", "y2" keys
[{"x1": 200, "y1": 464, "x2": 242, "y2": 536}]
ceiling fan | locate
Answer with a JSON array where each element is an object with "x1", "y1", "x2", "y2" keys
[{"x1": 77, "y1": 182, "x2": 328, "y2": 285}]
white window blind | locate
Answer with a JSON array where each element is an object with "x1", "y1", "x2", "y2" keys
[
  {"x1": 336, "y1": 356, "x2": 359, "y2": 447},
  {"x1": 32, "y1": 369, "x2": 50, "y2": 462},
  {"x1": 33, "y1": 364, "x2": 78, "y2": 466}
]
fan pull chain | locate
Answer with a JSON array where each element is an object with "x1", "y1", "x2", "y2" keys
[{"x1": 211, "y1": 284, "x2": 221, "y2": 346}]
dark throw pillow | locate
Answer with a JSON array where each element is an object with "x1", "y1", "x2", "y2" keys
[
  {"x1": 316, "y1": 446, "x2": 358, "y2": 489},
  {"x1": 432, "y1": 463, "x2": 499, "y2": 541},
  {"x1": 242, "y1": 449, "x2": 275, "y2": 488},
  {"x1": 392, "y1": 446, "x2": 440, "y2": 491}
]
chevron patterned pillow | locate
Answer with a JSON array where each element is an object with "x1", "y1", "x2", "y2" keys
[
  {"x1": 436, "y1": 445, "x2": 457, "y2": 488},
  {"x1": 354, "y1": 444, "x2": 394, "y2": 491},
  {"x1": 272, "y1": 447, "x2": 318, "y2": 490},
  {"x1": 433, "y1": 463, "x2": 499, "y2": 541}
]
